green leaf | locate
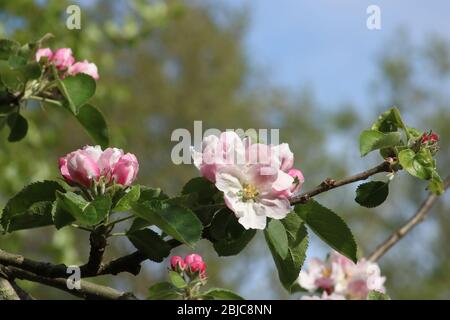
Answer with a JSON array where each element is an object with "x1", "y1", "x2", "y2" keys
[
  {"x1": 295, "y1": 200, "x2": 357, "y2": 262},
  {"x1": 75, "y1": 104, "x2": 109, "y2": 148},
  {"x1": 127, "y1": 229, "x2": 171, "y2": 262},
  {"x1": 148, "y1": 282, "x2": 181, "y2": 300},
  {"x1": 132, "y1": 200, "x2": 202, "y2": 247},
  {"x1": 0, "y1": 39, "x2": 20, "y2": 60},
  {"x1": 56, "y1": 192, "x2": 111, "y2": 226},
  {"x1": 168, "y1": 271, "x2": 187, "y2": 289},
  {"x1": 210, "y1": 209, "x2": 256, "y2": 256},
  {"x1": 139, "y1": 187, "x2": 168, "y2": 201},
  {"x1": 359, "y1": 130, "x2": 402, "y2": 157},
  {"x1": 367, "y1": 290, "x2": 390, "y2": 300},
  {"x1": 428, "y1": 172, "x2": 444, "y2": 196},
  {"x1": 7, "y1": 113, "x2": 28, "y2": 142},
  {"x1": 398, "y1": 148, "x2": 433, "y2": 180},
  {"x1": 1, "y1": 180, "x2": 65, "y2": 232},
  {"x1": 202, "y1": 288, "x2": 244, "y2": 300},
  {"x1": 371, "y1": 107, "x2": 406, "y2": 133},
  {"x1": 51, "y1": 199, "x2": 76, "y2": 229},
  {"x1": 265, "y1": 213, "x2": 308, "y2": 292},
  {"x1": 0, "y1": 61, "x2": 24, "y2": 91},
  {"x1": 128, "y1": 217, "x2": 151, "y2": 233},
  {"x1": 8, "y1": 55, "x2": 27, "y2": 68},
  {"x1": 59, "y1": 73, "x2": 96, "y2": 114},
  {"x1": 182, "y1": 177, "x2": 217, "y2": 204},
  {"x1": 86, "y1": 194, "x2": 112, "y2": 224},
  {"x1": 113, "y1": 185, "x2": 141, "y2": 212},
  {"x1": 264, "y1": 219, "x2": 289, "y2": 259},
  {"x1": 355, "y1": 181, "x2": 389, "y2": 208}
]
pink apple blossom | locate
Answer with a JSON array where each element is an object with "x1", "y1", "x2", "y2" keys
[
  {"x1": 59, "y1": 145, "x2": 139, "y2": 188},
  {"x1": 298, "y1": 251, "x2": 386, "y2": 300},
  {"x1": 51, "y1": 48, "x2": 75, "y2": 70},
  {"x1": 67, "y1": 60, "x2": 100, "y2": 80},
  {"x1": 192, "y1": 132, "x2": 305, "y2": 230},
  {"x1": 215, "y1": 163, "x2": 292, "y2": 230},
  {"x1": 35, "y1": 48, "x2": 53, "y2": 62},
  {"x1": 191, "y1": 131, "x2": 246, "y2": 182}
]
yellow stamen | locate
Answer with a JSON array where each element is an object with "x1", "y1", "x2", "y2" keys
[{"x1": 241, "y1": 183, "x2": 259, "y2": 201}]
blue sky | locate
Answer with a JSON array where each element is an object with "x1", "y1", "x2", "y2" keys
[{"x1": 223, "y1": 0, "x2": 450, "y2": 108}]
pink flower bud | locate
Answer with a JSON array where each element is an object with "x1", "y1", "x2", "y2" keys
[
  {"x1": 190, "y1": 261, "x2": 207, "y2": 278},
  {"x1": 421, "y1": 132, "x2": 439, "y2": 144},
  {"x1": 60, "y1": 146, "x2": 139, "y2": 189},
  {"x1": 36, "y1": 48, "x2": 53, "y2": 62},
  {"x1": 111, "y1": 153, "x2": 139, "y2": 186},
  {"x1": 58, "y1": 157, "x2": 73, "y2": 185},
  {"x1": 67, "y1": 60, "x2": 100, "y2": 80},
  {"x1": 65, "y1": 150, "x2": 101, "y2": 188},
  {"x1": 170, "y1": 256, "x2": 186, "y2": 271},
  {"x1": 288, "y1": 168, "x2": 304, "y2": 194},
  {"x1": 185, "y1": 253, "x2": 203, "y2": 265},
  {"x1": 98, "y1": 147, "x2": 124, "y2": 176},
  {"x1": 51, "y1": 48, "x2": 75, "y2": 70}
]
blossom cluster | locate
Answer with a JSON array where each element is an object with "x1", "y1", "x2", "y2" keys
[
  {"x1": 421, "y1": 131, "x2": 439, "y2": 144},
  {"x1": 59, "y1": 145, "x2": 139, "y2": 188},
  {"x1": 299, "y1": 251, "x2": 386, "y2": 300},
  {"x1": 36, "y1": 47, "x2": 99, "y2": 80},
  {"x1": 191, "y1": 132, "x2": 304, "y2": 230},
  {"x1": 170, "y1": 254, "x2": 207, "y2": 280}
]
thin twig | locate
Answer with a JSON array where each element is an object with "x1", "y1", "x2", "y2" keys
[
  {"x1": 367, "y1": 175, "x2": 450, "y2": 262},
  {"x1": 289, "y1": 160, "x2": 392, "y2": 205},
  {"x1": 105, "y1": 215, "x2": 134, "y2": 228}
]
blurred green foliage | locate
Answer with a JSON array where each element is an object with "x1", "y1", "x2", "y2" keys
[{"x1": 0, "y1": 1, "x2": 449, "y2": 299}]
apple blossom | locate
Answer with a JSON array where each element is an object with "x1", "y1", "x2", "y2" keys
[
  {"x1": 51, "y1": 48, "x2": 75, "y2": 70},
  {"x1": 59, "y1": 145, "x2": 139, "y2": 188},
  {"x1": 298, "y1": 251, "x2": 386, "y2": 300},
  {"x1": 191, "y1": 131, "x2": 246, "y2": 182},
  {"x1": 192, "y1": 131, "x2": 304, "y2": 230},
  {"x1": 35, "y1": 48, "x2": 53, "y2": 62},
  {"x1": 67, "y1": 60, "x2": 100, "y2": 80},
  {"x1": 215, "y1": 164, "x2": 293, "y2": 230}
]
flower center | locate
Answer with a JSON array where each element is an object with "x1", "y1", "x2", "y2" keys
[
  {"x1": 322, "y1": 267, "x2": 332, "y2": 278},
  {"x1": 240, "y1": 183, "x2": 259, "y2": 201}
]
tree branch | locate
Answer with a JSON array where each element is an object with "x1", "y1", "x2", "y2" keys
[
  {"x1": 84, "y1": 226, "x2": 108, "y2": 275},
  {"x1": 0, "y1": 265, "x2": 137, "y2": 300},
  {"x1": 289, "y1": 160, "x2": 392, "y2": 205},
  {"x1": 367, "y1": 174, "x2": 450, "y2": 262},
  {"x1": 0, "y1": 239, "x2": 182, "y2": 279},
  {"x1": 0, "y1": 266, "x2": 34, "y2": 300}
]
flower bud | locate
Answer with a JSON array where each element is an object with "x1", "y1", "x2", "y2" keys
[
  {"x1": 36, "y1": 48, "x2": 53, "y2": 62},
  {"x1": 111, "y1": 153, "x2": 139, "y2": 187},
  {"x1": 185, "y1": 253, "x2": 203, "y2": 265},
  {"x1": 64, "y1": 150, "x2": 101, "y2": 188},
  {"x1": 51, "y1": 48, "x2": 75, "y2": 70},
  {"x1": 68, "y1": 60, "x2": 100, "y2": 80},
  {"x1": 59, "y1": 145, "x2": 139, "y2": 189},
  {"x1": 170, "y1": 256, "x2": 186, "y2": 272},
  {"x1": 190, "y1": 261, "x2": 207, "y2": 279},
  {"x1": 421, "y1": 132, "x2": 439, "y2": 144}
]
